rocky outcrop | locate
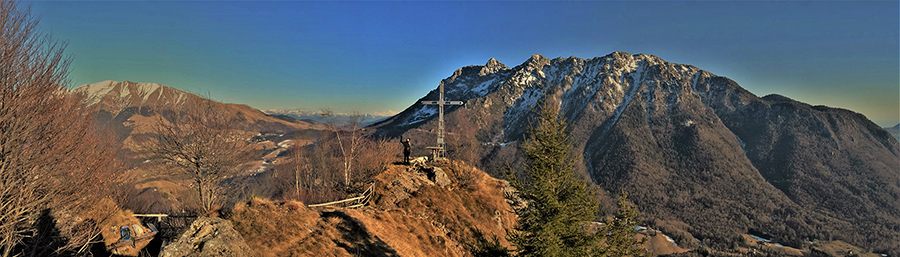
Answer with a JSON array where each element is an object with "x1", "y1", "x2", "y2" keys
[
  {"x1": 376, "y1": 158, "x2": 452, "y2": 210},
  {"x1": 161, "y1": 217, "x2": 256, "y2": 257},
  {"x1": 229, "y1": 161, "x2": 517, "y2": 257}
]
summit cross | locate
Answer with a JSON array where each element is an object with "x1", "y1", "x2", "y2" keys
[{"x1": 421, "y1": 83, "x2": 463, "y2": 159}]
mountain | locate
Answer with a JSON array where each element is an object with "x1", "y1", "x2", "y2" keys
[
  {"x1": 262, "y1": 108, "x2": 392, "y2": 127},
  {"x1": 72, "y1": 80, "x2": 327, "y2": 143},
  {"x1": 371, "y1": 52, "x2": 900, "y2": 253},
  {"x1": 70, "y1": 81, "x2": 333, "y2": 229},
  {"x1": 887, "y1": 123, "x2": 900, "y2": 141}
]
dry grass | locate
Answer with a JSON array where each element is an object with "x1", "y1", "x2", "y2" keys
[
  {"x1": 229, "y1": 160, "x2": 518, "y2": 256},
  {"x1": 348, "y1": 209, "x2": 461, "y2": 257},
  {"x1": 371, "y1": 161, "x2": 517, "y2": 251},
  {"x1": 811, "y1": 240, "x2": 883, "y2": 257},
  {"x1": 229, "y1": 198, "x2": 352, "y2": 257},
  {"x1": 635, "y1": 231, "x2": 689, "y2": 256},
  {"x1": 735, "y1": 234, "x2": 803, "y2": 256}
]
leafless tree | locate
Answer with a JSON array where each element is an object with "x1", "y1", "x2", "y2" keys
[
  {"x1": 140, "y1": 99, "x2": 254, "y2": 215},
  {"x1": 319, "y1": 109, "x2": 365, "y2": 188},
  {"x1": 0, "y1": 0, "x2": 121, "y2": 256},
  {"x1": 287, "y1": 142, "x2": 311, "y2": 200}
]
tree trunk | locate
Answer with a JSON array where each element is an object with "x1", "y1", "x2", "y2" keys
[
  {"x1": 295, "y1": 167, "x2": 301, "y2": 200},
  {"x1": 198, "y1": 180, "x2": 206, "y2": 214}
]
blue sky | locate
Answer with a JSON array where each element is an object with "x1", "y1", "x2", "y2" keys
[{"x1": 30, "y1": 1, "x2": 899, "y2": 126}]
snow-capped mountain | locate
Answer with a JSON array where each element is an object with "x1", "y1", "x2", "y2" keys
[
  {"x1": 262, "y1": 108, "x2": 391, "y2": 127},
  {"x1": 72, "y1": 80, "x2": 191, "y2": 109},
  {"x1": 371, "y1": 52, "x2": 900, "y2": 252},
  {"x1": 71, "y1": 80, "x2": 326, "y2": 142}
]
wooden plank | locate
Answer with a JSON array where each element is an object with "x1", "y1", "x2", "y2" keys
[
  {"x1": 132, "y1": 214, "x2": 169, "y2": 217},
  {"x1": 307, "y1": 182, "x2": 375, "y2": 208},
  {"x1": 307, "y1": 195, "x2": 366, "y2": 207}
]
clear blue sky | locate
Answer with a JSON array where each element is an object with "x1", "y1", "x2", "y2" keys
[{"x1": 29, "y1": 1, "x2": 899, "y2": 126}]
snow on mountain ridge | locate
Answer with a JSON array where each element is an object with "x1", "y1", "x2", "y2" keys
[
  {"x1": 386, "y1": 51, "x2": 714, "y2": 136},
  {"x1": 72, "y1": 80, "x2": 189, "y2": 107}
]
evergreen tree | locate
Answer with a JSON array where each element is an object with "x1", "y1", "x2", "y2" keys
[
  {"x1": 508, "y1": 99, "x2": 648, "y2": 257},
  {"x1": 603, "y1": 191, "x2": 648, "y2": 257},
  {"x1": 509, "y1": 100, "x2": 601, "y2": 257}
]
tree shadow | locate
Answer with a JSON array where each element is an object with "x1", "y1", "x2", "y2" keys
[
  {"x1": 321, "y1": 211, "x2": 400, "y2": 257},
  {"x1": 16, "y1": 209, "x2": 65, "y2": 257}
]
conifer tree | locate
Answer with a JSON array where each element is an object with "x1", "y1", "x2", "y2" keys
[
  {"x1": 509, "y1": 99, "x2": 601, "y2": 256},
  {"x1": 508, "y1": 99, "x2": 648, "y2": 257},
  {"x1": 603, "y1": 191, "x2": 648, "y2": 257}
]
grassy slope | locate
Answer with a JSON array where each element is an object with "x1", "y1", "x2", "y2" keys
[{"x1": 229, "y1": 160, "x2": 516, "y2": 257}]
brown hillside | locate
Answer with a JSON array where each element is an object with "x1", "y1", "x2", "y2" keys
[
  {"x1": 71, "y1": 80, "x2": 328, "y2": 145},
  {"x1": 229, "y1": 160, "x2": 517, "y2": 257}
]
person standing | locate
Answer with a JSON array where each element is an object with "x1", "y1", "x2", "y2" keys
[{"x1": 401, "y1": 138, "x2": 411, "y2": 164}]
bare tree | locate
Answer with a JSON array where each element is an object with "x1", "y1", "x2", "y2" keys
[
  {"x1": 319, "y1": 109, "x2": 364, "y2": 188},
  {"x1": 0, "y1": 0, "x2": 121, "y2": 256},
  {"x1": 141, "y1": 99, "x2": 254, "y2": 215},
  {"x1": 287, "y1": 142, "x2": 311, "y2": 200}
]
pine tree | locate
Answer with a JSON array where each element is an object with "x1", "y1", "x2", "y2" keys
[
  {"x1": 508, "y1": 99, "x2": 648, "y2": 257},
  {"x1": 509, "y1": 100, "x2": 601, "y2": 257},
  {"x1": 603, "y1": 191, "x2": 648, "y2": 257}
]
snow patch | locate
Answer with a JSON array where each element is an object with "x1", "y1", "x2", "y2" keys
[
  {"x1": 406, "y1": 106, "x2": 437, "y2": 125},
  {"x1": 175, "y1": 93, "x2": 185, "y2": 104},
  {"x1": 137, "y1": 83, "x2": 162, "y2": 101},
  {"x1": 749, "y1": 234, "x2": 770, "y2": 242},
  {"x1": 665, "y1": 235, "x2": 678, "y2": 246},
  {"x1": 472, "y1": 78, "x2": 497, "y2": 96},
  {"x1": 77, "y1": 80, "x2": 117, "y2": 105},
  {"x1": 732, "y1": 131, "x2": 746, "y2": 150},
  {"x1": 118, "y1": 84, "x2": 130, "y2": 98},
  {"x1": 607, "y1": 61, "x2": 644, "y2": 128},
  {"x1": 85, "y1": 80, "x2": 116, "y2": 97}
]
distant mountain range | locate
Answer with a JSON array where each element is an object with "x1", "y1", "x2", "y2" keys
[
  {"x1": 886, "y1": 123, "x2": 900, "y2": 141},
  {"x1": 261, "y1": 109, "x2": 391, "y2": 127},
  {"x1": 371, "y1": 52, "x2": 900, "y2": 254}
]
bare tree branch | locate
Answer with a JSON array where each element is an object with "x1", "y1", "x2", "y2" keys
[
  {"x1": 139, "y1": 98, "x2": 254, "y2": 215},
  {"x1": 0, "y1": 1, "x2": 122, "y2": 255}
]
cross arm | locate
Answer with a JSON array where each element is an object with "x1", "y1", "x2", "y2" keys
[{"x1": 421, "y1": 101, "x2": 464, "y2": 105}]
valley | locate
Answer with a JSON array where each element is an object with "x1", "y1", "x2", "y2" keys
[
  {"x1": 4, "y1": 0, "x2": 898, "y2": 256},
  {"x1": 65, "y1": 52, "x2": 898, "y2": 256}
]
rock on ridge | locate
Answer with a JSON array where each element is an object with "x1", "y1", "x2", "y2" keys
[
  {"x1": 161, "y1": 217, "x2": 256, "y2": 257},
  {"x1": 480, "y1": 58, "x2": 509, "y2": 76}
]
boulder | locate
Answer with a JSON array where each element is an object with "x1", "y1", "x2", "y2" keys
[
  {"x1": 430, "y1": 167, "x2": 451, "y2": 187},
  {"x1": 160, "y1": 217, "x2": 256, "y2": 257}
]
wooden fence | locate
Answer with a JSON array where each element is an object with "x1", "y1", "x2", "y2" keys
[{"x1": 306, "y1": 183, "x2": 375, "y2": 209}]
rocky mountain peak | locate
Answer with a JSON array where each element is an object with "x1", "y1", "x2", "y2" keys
[
  {"x1": 522, "y1": 54, "x2": 551, "y2": 71},
  {"x1": 480, "y1": 58, "x2": 509, "y2": 76}
]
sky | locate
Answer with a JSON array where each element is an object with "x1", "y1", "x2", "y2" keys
[{"x1": 29, "y1": 1, "x2": 899, "y2": 126}]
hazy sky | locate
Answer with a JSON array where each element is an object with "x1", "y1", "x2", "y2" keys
[{"x1": 30, "y1": 1, "x2": 899, "y2": 126}]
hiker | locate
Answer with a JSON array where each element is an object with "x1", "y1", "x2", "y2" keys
[{"x1": 401, "y1": 138, "x2": 411, "y2": 164}]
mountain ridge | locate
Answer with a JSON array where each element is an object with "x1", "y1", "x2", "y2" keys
[
  {"x1": 70, "y1": 80, "x2": 330, "y2": 154},
  {"x1": 371, "y1": 51, "x2": 900, "y2": 253}
]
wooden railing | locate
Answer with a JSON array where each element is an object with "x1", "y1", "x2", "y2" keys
[{"x1": 307, "y1": 183, "x2": 375, "y2": 209}]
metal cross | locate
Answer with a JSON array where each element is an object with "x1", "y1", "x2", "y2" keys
[{"x1": 421, "y1": 83, "x2": 463, "y2": 159}]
